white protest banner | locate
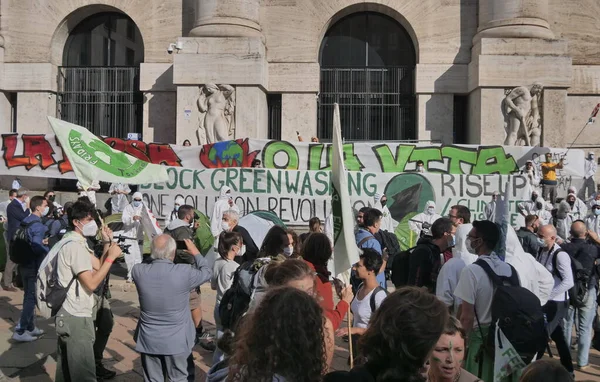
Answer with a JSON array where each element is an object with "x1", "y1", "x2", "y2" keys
[
  {"x1": 47, "y1": 117, "x2": 169, "y2": 189},
  {"x1": 140, "y1": 204, "x2": 162, "y2": 239},
  {"x1": 0, "y1": 133, "x2": 585, "y2": 191},
  {"x1": 140, "y1": 167, "x2": 538, "y2": 248}
]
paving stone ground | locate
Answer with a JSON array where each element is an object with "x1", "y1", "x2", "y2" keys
[{"x1": 0, "y1": 264, "x2": 599, "y2": 381}]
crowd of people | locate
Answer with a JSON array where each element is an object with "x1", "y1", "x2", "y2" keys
[{"x1": 2, "y1": 166, "x2": 599, "y2": 382}]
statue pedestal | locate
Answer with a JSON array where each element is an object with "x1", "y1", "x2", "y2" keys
[
  {"x1": 172, "y1": 36, "x2": 268, "y2": 144},
  {"x1": 467, "y1": 37, "x2": 572, "y2": 146}
]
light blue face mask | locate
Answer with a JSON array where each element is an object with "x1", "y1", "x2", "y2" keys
[
  {"x1": 174, "y1": 205, "x2": 180, "y2": 211},
  {"x1": 595, "y1": 209, "x2": 600, "y2": 216},
  {"x1": 537, "y1": 237, "x2": 546, "y2": 247},
  {"x1": 132, "y1": 201, "x2": 142, "y2": 208},
  {"x1": 448, "y1": 234, "x2": 456, "y2": 248}
]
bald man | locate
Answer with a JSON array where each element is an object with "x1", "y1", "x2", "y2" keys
[
  {"x1": 559, "y1": 221, "x2": 600, "y2": 369},
  {"x1": 132, "y1": 235, "x2": 212, "y2": 382},
  {"x1": 535, "y1": 224, "x2": 574, "y2": 374}
]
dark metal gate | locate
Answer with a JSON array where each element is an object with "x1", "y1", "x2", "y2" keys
[
  {"x1": 318, "y1": 66, "x2": 415, "y2": 141},
  {"x1": 57, "y1": 67, "x2": 143, "y2": 138}
]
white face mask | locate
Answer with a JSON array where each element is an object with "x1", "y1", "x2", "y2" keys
[
  {"x1": 79, "y1": 220, "x2": 99, "y2": 237},
  {"x1": 283, "y1": 246, "x2": 294, "y2": 257},
  {"x1": 465, "y1": 237, "x2": 479, "y2": 255},
  {"x1": 221, "y1": 222, "x2": 231, "y2": 232},
  {"x1": 426, "y1": 207, "x2": 435, "y2": 215},
  {"x1": 417, "y1": 166, "x2": 424, "y2": 173},
  {"x1": 238, "y1": 244, "x2": 246, "y2": 257},
  {"x1": 132, "y1": 201, "x2": 142, "y2": 208},
  {"x1": 42, "y1": 206, "x2": 50, "y2": 216}
]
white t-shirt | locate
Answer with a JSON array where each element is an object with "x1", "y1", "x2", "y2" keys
[
  {"x1": 537, "y1": 244, "x2": 574, "y2": 302},
  {"x1": 351, "y1": 286, "x2": 387, "y2": 329},
  {"x1": 212, "y1": 258, "x2": 240, "y2": 305},
  {"x1": 57, "y1": 232, "x2": 95, "y2": 317},
  {"x1": 454, "y1": 254, "x2": 512, "y2": 327}
]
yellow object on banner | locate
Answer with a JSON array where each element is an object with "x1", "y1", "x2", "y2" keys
[
  {"x1": 47, "y1": 117, "x2": 168, "y2": 190},
  {"x1": 330, "y1": 103, "x2": 360, "y2": 284}
]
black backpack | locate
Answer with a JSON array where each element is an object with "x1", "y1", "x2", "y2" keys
[
  {"x1": 368, "y1": 285, "x2": 389, "y2": 312},
  {"x1": 390, "y1": 246, "x2": 416, "y2": 288},
  {"x1": 375, "y1": 230, "x2": 401, "y2": 271},
  {"x1": 10, "y1": 221, "x2": 37, "y2": 265},
  {"x1": 474, "y1": 259, "x2": 547, "y2": 364},
  {"x1": 550, "y1": 248, "x2": 589, "y2": 308},
  {"x1": 219, "y1": 260, "x2": 265, "y2": 331}
]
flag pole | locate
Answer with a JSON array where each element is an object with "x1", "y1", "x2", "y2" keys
[
  {"x1": 348, "y1": 312, "x2": 354, "y2": 369},
  {"x1": 564, "y1": 103, "x2": 600, "y2": 156}
]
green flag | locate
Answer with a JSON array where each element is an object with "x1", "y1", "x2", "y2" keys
[{"x1": 48, "y1": 117, "x2": 168, "y2": 189}]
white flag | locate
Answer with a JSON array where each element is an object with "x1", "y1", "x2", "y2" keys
[
  {"x1": 330, "y1": 103, "x2": 360, "y2": 283},
  {"x1": 140, "y1": 203, "x2": 163, "y2": 239},
  {"x1": 494, "y1": 323, "x2": 526, "y2": 381},
  {"x1": 48, "y1": 117, "x2": 168, "y2": 189}
]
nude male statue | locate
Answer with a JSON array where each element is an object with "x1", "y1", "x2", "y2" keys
[{"x1": 503, "y1": 83, "x2": 543, "y2": 146}]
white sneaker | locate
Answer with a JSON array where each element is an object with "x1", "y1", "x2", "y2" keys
[
  {"x1": 12, "y1": 331, "x2": 39, "y2": 342},
  {"x1": 27, "y1": 328, "x2": 44, "y2": 337}
]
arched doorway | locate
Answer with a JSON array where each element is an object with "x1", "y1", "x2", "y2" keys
[
  {"x1": 318, "y1": 12, "x2": 416, "y2": 141},
  {"x1": 58, "y1": 12, "x2": 144, "y2": 138}
]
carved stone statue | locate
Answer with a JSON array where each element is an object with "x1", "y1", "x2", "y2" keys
[
  {"x1": 502, "y1": 83, "x2": 543, "y2": 146},
  {"x1": 197, "y1": 84, "x2": 235, "y2": 144}
]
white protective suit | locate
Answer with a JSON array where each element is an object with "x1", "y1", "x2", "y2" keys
[
  {"x1": 121, "y1": 192, "x2": 144, "y2": 281},
  {"x1": 373, "y1": 193, "x2": 396, "y2": 232},
  {"x1": 484, "y1": 192, "x2": 500, "y2": 222},
  {"x1": 523, "y1": 160, "x2": 541, "y2": 193},
  {"x1": 550, "y1": 200, "x2": 572, "y2": 241},
  {"x1": 518, "y1": 196, "x2": 552, "y2": 225},
  {"x1": 567, "y1": 187, "x2": 588, "y2": 220},
  {"x1": 164, "y1": 196, "x2": 185, "y2": 228},
  {"x1": 408, "y1": 201, "x2": 442, "y2": 236},
  {"x1": 109, "y1": 183, "x2": 131, "y2": 214},
  {"x1": 77, "y1": 180, "x2": 101, "y2": 206},
  {"x1": 586, "y1": 203, "x2": 600, "y2": 235},
  {"x1": 435, "y1": 223, "x2": 476, "y2": 314},
  {"x1": 211, "y1": 186, "x2": 239, "y2": 238}
]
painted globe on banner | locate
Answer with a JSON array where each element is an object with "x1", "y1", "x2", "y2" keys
[{"x1": 208, "y1": 141, "x2": 244, "y2": 166}]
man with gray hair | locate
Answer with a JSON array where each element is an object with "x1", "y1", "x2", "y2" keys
[
  {"x1": 222, "y1": 209, "x2": 258, "y2": 263},
  {"x1": 132, "y1": 234, "x2": 212, "y2": 382},
  {"x1": 3, "y1": 187, "x2": 30, "y2": 291}
]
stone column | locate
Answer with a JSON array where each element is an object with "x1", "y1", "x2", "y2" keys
[
  {"x1": 476, "y1": 0, "x2": 554, "y2": 41},
  {"x1": 189, "y1": 0, "x2": 261, "y2": 38}
]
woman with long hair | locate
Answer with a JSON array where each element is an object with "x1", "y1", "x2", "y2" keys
[
  {"x1": 227, "y1": 287, "x2": 330, "y2": 381},
  {"x1": 258, "y1": 226, "x2": 290, "y2": 258},
  {"x1": 325, "y1": 287, "x2": 449, "y2": 382},
  {"x1": 299, "y1": 217, "x2": 322, "y2": 243},
  {"x1": 426, "y1": 316, "x2": 480, "y2": 382},
  {"x1": 302, "y1": 232, "x2": 353, "y2": 331},
  {"x1": 285, "y1": 229, "x2": 301, "y2": 258}
]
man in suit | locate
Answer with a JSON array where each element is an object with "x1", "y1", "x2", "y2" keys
[
  {"x1": 133, "y1": 234, "x2": 212, "y2": 382},
  {"x1": 2, "y1": 188, "x2": 30, "y2": 291}
]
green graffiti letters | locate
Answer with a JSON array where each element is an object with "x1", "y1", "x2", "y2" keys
[{"x1": 263, "y1": 141, "x2": 300, "y2": 169}]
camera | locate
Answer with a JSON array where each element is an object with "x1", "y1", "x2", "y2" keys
[
  {"x1": 115, "y1": 235, "x2": 132, "y2": 255},
  {"x1": 167, "y1": 41, "x2": 183, "y2": 55}
]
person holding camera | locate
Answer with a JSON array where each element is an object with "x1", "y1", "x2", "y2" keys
[{"x1": 121, "y1": 192, "x2": 145, "y2": 282}]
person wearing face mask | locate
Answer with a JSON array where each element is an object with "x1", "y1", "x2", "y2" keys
[
  {"x1": 454, "y1": 220, "x2": 518, "y2": 381},
  {"x1": 541, "y1": 153, "x2": 564, "y2": 204},
  {"x1": 582, "y1": 152, "x2": 597, "y2": 200},
  {"x1": 3, "y1": 187, "x2": 30, "y2": 291},
  {"x1": 121, "y1": 192, "x2": 145, "y2": 282},
  {"x1": 406, "y1": 217, "x2": 456, "y2": 292},
  {"x1": 43, "y1": 190, "x2": 63, "y2": 210},
  {"x1": 416, "y1": 160, "x2": 425, "y2": 173},
  {"x1": 53, "y1": 200, "x2": 123, "y2": 381},
  {"x1": 522, "y1": 160, "x2": 541, "y2": 193},
  {"x1": 211, "y1": 186, "x2": 239, "y2": 240},
  {"x1": 11, "y1": 196, "x2": 50, "y2": 342},
  {"x1": 484, "y1": 191, "x2": 499, "y2": 222},
  {"x1": 516, "y1": 215, "x2": 543, "y2": 257},
  {"x1": 76, "y1": 180, "x2": 101, "y2": 207},
  {"x1": 409, "y1": 201, "x2": 442, "y2": 237},
  {"x1": 518, "y1": 191, "x2": 540, "y2": 218},
  {"x1": 108, "y1": 183, "x2": 131, "y2": 214},
  {"x1": 164, "y1": 196, "x2": 185, "y2": 228},
  {"x1": 221, "y1": 210, "x2": 259, "y2": 263},
  {"x1": 373, "y1": 193, "x2": 396, "y2": 232},
  {"x1": 585, "y1": 201, "x2": 600, "y2": 236},
  {"x1": 551, "y1": 199, "x2": 573, "y2": 242},
  {"x1": 534, "y1": 224, "x2": 575, "y2": 376},
  {"x1": 566, "y1": 186, "x2": 588, "y2": 220}
]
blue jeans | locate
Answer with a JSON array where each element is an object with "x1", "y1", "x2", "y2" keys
[
  {"x1": 17, "y1": 265, "x2": 37, "y2": 334},
  {"x1": 564, "y1": 287, "x2": 597, "y2": 367}
]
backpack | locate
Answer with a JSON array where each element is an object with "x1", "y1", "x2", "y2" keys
[
  {"x1": 46, "y1": 219, "x2": 69, "y2": 249},
  {"x1": 390, "y1": 246, "x2": 416, "y2": 288},
  {"x1": 36, "y1": 236, "x2": 79, "y2": 319},
  {"x1": 375, "y1": 231, "x2": 401, "y2": 271},
  {"x1": 474, "y1": 259, "x2": 547, "y2": 364},
  {"x1": 219, "y1": 258, "x2": 269, "y2": 331},
  {"x1": 550, "y1": 248, "x2": 589, "y2": 308},
  {"x1": 368, "y1": 285, "x2": 389, "y2": 313},
  {"x1": 10, "y1": 221, "x2": 37, "y2": 265}
]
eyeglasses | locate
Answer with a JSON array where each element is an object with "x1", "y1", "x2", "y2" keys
[
  {"x1": 448, "y1": 214, "x2": 458, "y2": 219},
  {"x1": 467, "y1": 234, "x2": 479, "y2": 239}
]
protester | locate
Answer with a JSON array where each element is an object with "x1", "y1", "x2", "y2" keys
[
  {"x1": 567, "y1": 186, "x2": 587, "y2": 219},
  {"x1": 519, "y1": 193, "x2": 552, "y2": 225},
  {"x1": 259, "y1": 225, "x2": 290, "y2": 258},
  {"x1": 426, "y1": 316, "x2": 480, "y2": 382},
  {"x1": 0, "y1": 189, "x2": 16, "y2": 278},
  {"x1": 337, "y1": 249, "x2": 387, "y2": 361},
  {"x1": 299, "y1": 216, "x2": 322, "y2": 243},
  {"x1": 183, "y1": 139, "x2": 192, "y2": 146},
  {"x1": 250, "y1": 159, "x2": 262, "y2": 168},
  {"x1": 44, "y1": 190, "x2": 63, "y2": 210},
  {"x1": 324, "y1": 287, "x2": 449, "y2": 382},
  {"x1": 302, "y1": 232, "x2": 354, "y2": 331},
  {"x1": 523, "y1": 160, "x2": 541, "y2": 192},
  {"x1": 165, "y1": 196, "x2": 184, "y2": 227},
  {"x1": 121, "y1": 192, "x2": 144, "y2": 282},
  {"x1": 373, "y1": 193, "x2": 395, "y2": 232},
  {"x1": 108, "y1": 182, "x2": 131, "y2": 214},
  {"x1": 518, "y1": 190, "x2": 540, "y2": 217},
  {"x1": 535, "y1": 224, "x2": 574, "y2": 375},
  {"x1": 448, "y1": 205, "x2": 471, "y2": 227},
  {"x1": 355, "y1": 208, "x2": 387, "y2": 289},
  {"x1": 552, "y1": 199, "x2": 573, "y2": 241},
  {"x1": 54, "y1": 201, "x2": 122, "y2": 382},
  {"x1": 586, "y1": 201, "x2": 600, "y2": 235},
  {"x1": 132, "y1": 235, "x2": 212, "y2": 382},
  {"x1": 225, "y1": 287, "x2": 331, "y2": 381},
  {"x1": 560, "y1": 220, "x2": 600, "y2": 370},
  {"x1": 355, "y1": 206, "x2": 369, "y2": 229},
  {"x1": 454, "y1": 220, "x2": 516, "y2": 381},
  {"x1": 286, "y1": 228, "x2": 301, "y2": 258},
  {"x1": 436, "y1": 223, "x2": 477, "y2": 315},
  {"x1": 581, "y1": 151, "x2": 597, "y2": 200},
  {"x1": 0, "y1": 189, "x2": 17, "y2": 218},
  {"x1": 221, "y1": 209, "x2": 259, "y2": 263},
  {"x1": 519, "y1": 359, "x2": 574, "y2": 382},
  {"x1": 211, "y1": 231, "x2": 242, "y2": 363},
  {"x1": 540, "y1": 153, "x2": 564, "y2": 204},
  {"x1": 77, "y1": 180, "x2": 101, "y2": 206},
  {"x1": 12, "y1": 195, "x2": 49, "y2": 342},
  {"x1": 484, "y1": 191, "x2": 499, "y2": 222},
  {"x1": 211, "y1": 186, "x2": 239, "y2": 241},
  {"x1": 516, "y1": 215, "x2": 543, "y2": 256},
  {"x1": 3, "y1": 187, "x2": 30, "y2": 291},
  {"x1": 416, "y1": 160, "x2": 425, "y2": 173},
  {"x1": 409, "y1": 200, "x2": 442, "y2": 238}
]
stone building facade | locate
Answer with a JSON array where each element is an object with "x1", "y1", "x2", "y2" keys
[{"x1": 0, "y1": 0, "x2": 599, "y2": 150}]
